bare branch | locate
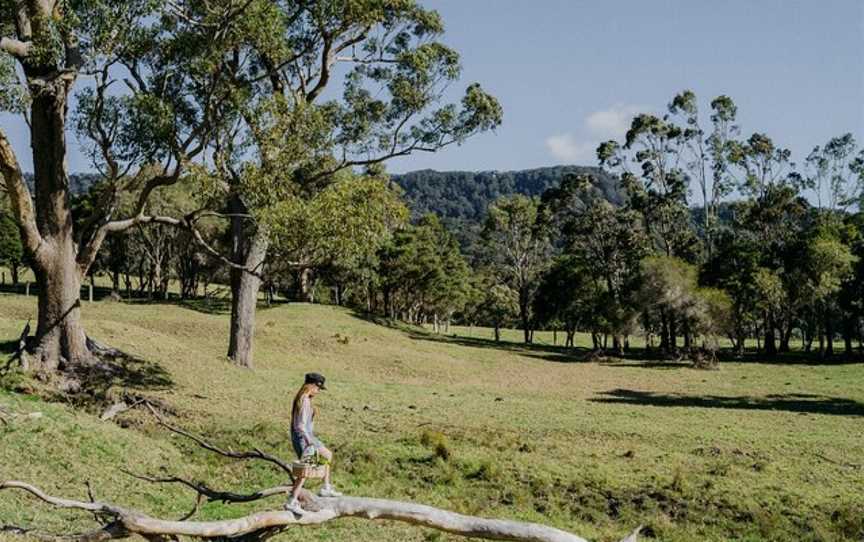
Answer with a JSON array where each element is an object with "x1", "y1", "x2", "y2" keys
[
  {"x1": 144, "y1": 403, "x2": 293, "y2": 475},
  {"x1": 122, "y1": 470, "x2": 291, "y2": 505}
]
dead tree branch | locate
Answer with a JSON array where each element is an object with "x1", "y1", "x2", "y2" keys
[
  {"x1": 144, "y1": 403, "x2": 294, "y2": 476},
  {"x1": 0, "y1": 481, "x2": 641, "y2": 542}
]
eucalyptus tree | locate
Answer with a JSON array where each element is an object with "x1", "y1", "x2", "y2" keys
[
  {"x1": 540, "y1": 173, "x2": 648, "y2": 351},
  {"x1": 667, "y1": 91, "x2": 738, "y2": 257},
  {"x1": 598, "y1": 112, "x2": 699, "y2": 261},
  {"x1": 532, "y1": 255, "x2": 598, "y2": 348},
  {"x1": 804, "y1": 133, "x2": 864, "y2": 213},
  {"x1": 195, "y1": 0, "x2": 502, "y2": 367},
  {"x1": 597, "y1": 114, "x2": 699, "y2": 350},
  {"x1": 482, "y1": 195, "x2": 551, "y2": 344},
  {"x1": 264, "y1": 174, "x2": 408, "y2": 303},
  {"x1": 376, "y1": 213, "x2": 471, "y2": 325},
  {"x1": 0, "y1": 0, "x2": 241, "y2": 373}
]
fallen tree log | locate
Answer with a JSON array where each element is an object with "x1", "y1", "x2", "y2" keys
[{"x1": 0, "y1": 481, "x2": 639, "y2": 542}]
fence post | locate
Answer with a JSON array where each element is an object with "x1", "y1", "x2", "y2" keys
[
  {"x1": 89, "y1": 283, "x2": 94, "y2": 303},
  {"x1": 25, "y1": 282, "x2": 30, "y2": 296}
]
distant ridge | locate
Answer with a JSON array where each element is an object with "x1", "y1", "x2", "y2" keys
[{"x1": 390, "y1": 165, "x2": 621, "y2": 223}]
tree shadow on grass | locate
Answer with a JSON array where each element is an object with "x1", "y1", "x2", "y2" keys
[
  {"x1": 395, "y1": 325, "x2": 594, "y2": 364},
  {"x1": 590, "y1": 388, "x2": 864, "y2": 417},
  {"x1": 45, "y1": 349, "x2": 174, "y2": 410},
  {"x1": 0, "y1": 340, "x2": 18, "y2": 357}
]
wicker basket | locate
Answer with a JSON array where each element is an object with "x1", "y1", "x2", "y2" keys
[{"x1": 291, "y1": 461, "x2": 327, "y2": 479}]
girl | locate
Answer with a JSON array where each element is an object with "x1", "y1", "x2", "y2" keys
[{"x1": 284, "y1": 372, "x2": 342, "y2": 514}]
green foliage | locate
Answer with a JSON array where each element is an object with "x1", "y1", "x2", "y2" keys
[
  {"x1": 599, "y1": 106, "x2": 700, "y2": 260},
  {"x1": 265, "y1": 175, "x2": 409, "y2": 269},
  {"x1": 481, "y1": 195, "x2": 551, "y2": 340},
  {"x1": 0, "y1": 213, "x2": 23, "y2": 273},
  {"x1": 0, "y1": 53, "x2": 27, "y2": 113},
  {"x1": 637, "y1": 256, "x2": 732, "y2": 351},
  {"x1": 377, "y1": 214, "x2": 473, "y2": 319}
]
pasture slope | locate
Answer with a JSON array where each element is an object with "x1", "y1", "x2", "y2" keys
[{"x1": 0, "y1": 292, "x2": 862, "y2": 541}]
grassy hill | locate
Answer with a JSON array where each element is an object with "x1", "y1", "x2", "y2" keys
[{"x1": 1, "y1": 293, "x2": 862, "y2": 541}]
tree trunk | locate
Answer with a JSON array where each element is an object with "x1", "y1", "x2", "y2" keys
[
  {"x1": 22, "y1": 86, "x2": 93, "y2": 372},
  {"x1": 227, "y1": 193, "x2": 269, "y2": 369},
  {"x1": 660, "y1": 311, "x2": 669, "y2": 351},
  {"x1": 763, "y1": 314, "x2": 777, "y2": 356},
  {"x1": 825, "y1": 315, "x2": 834, "y2": 357},
  {"x1": 30, "y1": 245, "x2": 90, "y2": 372},
  {"x1": 296, "y1": 267, "x2": 314, "y2": 302},
  {"x1": 779, "y1": 325, "x2": 792, "y2": 353},
  {"x1": 494, "y1": 323, "x2": 500, "y2": 343},
  {"x1": 10, "y1": 263, "x2": 19, "y2": 285},
  {"x1": 842, "y1": 316, "x2": 854, "y2": 357}
]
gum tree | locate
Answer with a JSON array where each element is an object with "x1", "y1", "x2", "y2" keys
[
  {"x1": 189, "y1": 0, "x2": 502, "y2": 366},
  {"x1": 0, "y1": 1, "x2": 235, "y2": 371}
]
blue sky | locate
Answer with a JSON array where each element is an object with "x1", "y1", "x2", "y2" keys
[
  {"x1": 2, "y1": 0, "x2": 862, "y2": 175},
  {"x1": 386, "y1": 0, "x2": 864, "y2": 173}
]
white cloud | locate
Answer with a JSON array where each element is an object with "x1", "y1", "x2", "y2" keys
[
  {"x1": 545, "y1": 133, "x2": 596, "y2": 163},
  {"x1": 545, "y1": 103, "x2": 648, "y2": 165},
  {"x1": 585, "y1": 104, "x2": 645, "y2": 140}
]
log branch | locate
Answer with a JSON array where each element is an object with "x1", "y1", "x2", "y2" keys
[
  {"x1": 144, "y1": 403, "x2": 294, "y2": 476},
  {"x1": 121, "y1": 470, "x2": 291, "y2": 505},
  {"x1": 0, "y1": 481, "x2": 636, "y2": 542}
]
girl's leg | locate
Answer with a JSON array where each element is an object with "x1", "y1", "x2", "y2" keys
[
  {"x1": 288, "y1": 475, "x2": 306, "y2": 503},
  {"x1": 319, "y1": 447, "x2": 334, "y2": 487}
]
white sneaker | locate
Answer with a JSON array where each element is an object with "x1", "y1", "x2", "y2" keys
[
  {"x1": 283, "y1": 498, "x2": 305, "y2": 514},
  {"x1": 318, "y1": 486, "x2": 343, "y2": 497}
]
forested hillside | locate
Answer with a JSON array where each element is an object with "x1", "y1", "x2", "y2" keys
[{"x1": 391, "y1": 165, "x2": 622, "y2": 222}]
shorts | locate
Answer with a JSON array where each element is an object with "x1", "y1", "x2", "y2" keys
[{"x1": 291, "y1": 431, "x2": 324, "y2": 459}]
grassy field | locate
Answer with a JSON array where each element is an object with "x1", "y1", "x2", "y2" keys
[{"x1": 1, "y1": 292, "x2": 863, "y2": 541}]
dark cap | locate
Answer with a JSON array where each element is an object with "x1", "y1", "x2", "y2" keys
[{"x1": 304, "y1": 372, "x2": 327, "y2": 390}]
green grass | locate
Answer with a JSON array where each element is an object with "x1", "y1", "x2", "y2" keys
[{"x1": 1, "y1": 292, "x2": 862, "y2": 541}]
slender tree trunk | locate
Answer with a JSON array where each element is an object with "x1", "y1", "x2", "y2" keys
[
  {"x1": 683, "y1": 320, "x2": 692, "y2": 350},
  {"x1": 669, "y1": 315, "x2": 677, "y2": 350},
  {"x1": 660, "y1": 311, "x2": 670, "y2": 351},
  {"x1": 842, "y1": 316, "x2": 854, "y2": 357},
  {"x1": 779, "y1": 325, "x2": 792, "y2": 353},
  {"x1": 10, "y1": 263, "x2": 19, "y2": 285},
  {"x1": 764, "y1": 314, "x2": 777, "y2": 356},
  {"x1": 825, "y1": 315, "x2": 834, "y2": 357},
  {"x1": 520, "y1": 303, "x2": 530, "y2": 344},
  {"x1": 228, "y1": 230, "x2": 268, "y2": 368},
  {"x1": 493, "y1": 323, "x2": 500, "y2": 343},
  {"x1": 296, "y1": 267, "x2": 314, "y2": 302},
  {"x1": 227, "y1": 194, "x2": 269, "y2": 369}
]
